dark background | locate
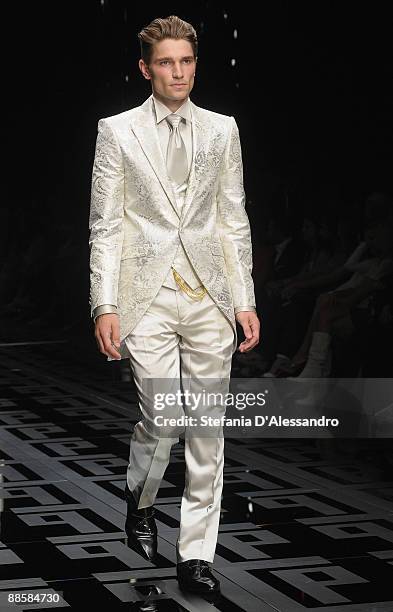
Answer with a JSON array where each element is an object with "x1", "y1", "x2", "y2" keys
[{"x1": 2, "y1": 0, "x2": 392, "y2": 343}]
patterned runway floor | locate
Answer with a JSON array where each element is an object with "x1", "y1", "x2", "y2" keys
[{"x1": 1, "y1": 339, "x2": 392, "y2": 611}]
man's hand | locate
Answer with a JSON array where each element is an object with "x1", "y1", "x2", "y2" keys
[
  {"x1": 235, "y1": 311, "x2": 260, "y2": 353},
  {"x1": 95, "y1": 313, "x2": 121, "y2": 359}
]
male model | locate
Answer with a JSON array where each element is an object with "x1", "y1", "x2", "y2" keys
[{"x1": 89, "y1": 15, "x2": 260, "y2": 595}]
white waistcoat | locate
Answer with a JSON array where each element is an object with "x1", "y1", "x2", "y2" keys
[{"x1": 161, "y1": 180, "x2": 203, "y2": 291}]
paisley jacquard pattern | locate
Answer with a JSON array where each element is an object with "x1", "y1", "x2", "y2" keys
[{"x1": 88, "y1": 95, "x2": 256, "y2": 359}]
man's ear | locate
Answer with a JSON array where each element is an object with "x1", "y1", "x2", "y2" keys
[{"x1": 139, "y1": 58, "x2": 151, "y2": 80}]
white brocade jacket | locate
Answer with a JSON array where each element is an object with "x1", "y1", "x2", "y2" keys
[{"x1": 88, "y1": 94, "x2": 256, "y2": 359}]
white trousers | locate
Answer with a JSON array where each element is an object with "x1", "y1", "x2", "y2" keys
[{"x1": 124, "y1": 284, "x2": 234, "y2": 563}]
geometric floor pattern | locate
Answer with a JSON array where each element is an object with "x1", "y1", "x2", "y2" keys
[{"x1": 1, "y1": 341, "x2": 393, "y2": 610}]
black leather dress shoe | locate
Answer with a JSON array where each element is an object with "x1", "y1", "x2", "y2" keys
[
  {"x1": 124, "y1": 484, "x2": 157, "y2": 562},
  {"x1": 177, "y1": 559, "x2": 220, "y2": 594}
]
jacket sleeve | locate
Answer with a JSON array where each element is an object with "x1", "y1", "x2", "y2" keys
[
  {"x1": 216, "y1": 116, "x2": 256, "y2": 312},
  {"x1": 88, "y1": 119, "x2": 125, "y2": 319}
]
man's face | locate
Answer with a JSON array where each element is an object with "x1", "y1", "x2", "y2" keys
[
  {"x1": 139, "y1": 38, "x2": 196, "y2": 107},
  {"x1": 365, "y1": 222, "x2": 393, "y2": 255}
]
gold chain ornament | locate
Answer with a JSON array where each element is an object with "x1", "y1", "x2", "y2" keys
[{"x1": 171, "y1": 267, "x2": 207, "y2": 300}]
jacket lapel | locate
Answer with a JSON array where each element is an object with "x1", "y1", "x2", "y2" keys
[
  {"x1": 180, "y1": 102, "x2": 208, "y2": 223},
  {"x1": 129, "y1": 95, "x2": 180, "y2": 218}
]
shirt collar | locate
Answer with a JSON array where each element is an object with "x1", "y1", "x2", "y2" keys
[{"x1": 152, "y1": 95, "x2": 192, "y2": 125}]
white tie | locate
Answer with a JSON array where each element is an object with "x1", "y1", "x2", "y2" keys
[{"x1": 166, "y1": 114, "x2": 189, "y2": 185}]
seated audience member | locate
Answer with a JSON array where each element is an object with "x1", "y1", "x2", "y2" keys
[
  {"x1": 264, "y1": 208, "x2": 360, "y2": 375},
  {"x1": 276, "y1": 211, "x2": 393, "y2": 378},
  {"x1": 251, "y1": 208, "x2": 305, "y2": 368}
]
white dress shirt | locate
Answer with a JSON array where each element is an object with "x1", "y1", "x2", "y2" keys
[{"x1": 152, "y1": 95, "x2": 193, "y2": 189}]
